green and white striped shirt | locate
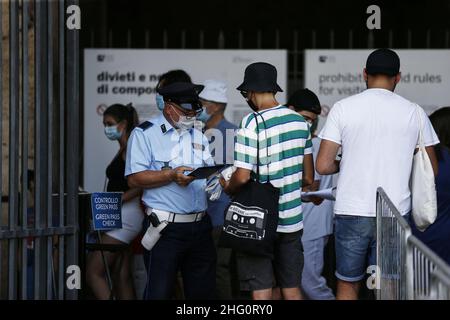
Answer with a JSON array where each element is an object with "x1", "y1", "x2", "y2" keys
[{"x1": 234, "y1": 105, "x2": 312, "y2": 233}]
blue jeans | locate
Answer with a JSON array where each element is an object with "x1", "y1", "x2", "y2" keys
[{"x1": 334, "y1": 215, "x2": 376, "y2": 282}]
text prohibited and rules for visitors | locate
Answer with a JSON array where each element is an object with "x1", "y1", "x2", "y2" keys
[{"x1": 91, "y1": 192, "x2": 123, "y2": 230}]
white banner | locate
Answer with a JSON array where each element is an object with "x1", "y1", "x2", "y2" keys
[
  {"x1": 84, "y1": 49, "x2": 287, "y2": 192},
  {"x1": 305, "y1": 49, "x2": 450, "y2": 132}
]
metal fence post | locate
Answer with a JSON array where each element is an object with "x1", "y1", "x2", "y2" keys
[
  {"x1": 376, "y1": 189, "x2": 382, "y2": 299},
  {"x1": 127, "y1": 29, "x2": 131, "y2": 48},
  {"x1": 329, "y1": 29, "x2": 334, "y2": 48},
  {"x1": 163, "y1": 29, "x2": 168, "y2": 48},
  {"x1": 0, "y1": 2, "x2": 3, "y2": 297},
  {"x1": 8, "y1": 0, "x2": 20, "y2": 300},
  {"x1": 47, "y1": 0, "x2": 56, "y2": 299},
  {"x1": 407, "y1": 29, "x2": 412, "y2": 48},
  {"x1": 256, "y1": 30, "x2": 261, "y2": 49},
  {"x1": 35, "y1": 0, "x2": 50, "y2": 299},
  {"x1": 199, "y1": 29, "x2": 204, "y2": 49},
  {"x1": 388, "y1": 29, "x2": 393, "y2": 48},
  {"x1": 238, "y1": 29, "x2": 243, "y2": 49},
  {"x1": 21, "y1": 0, "x2": 30, "y2": 300},
  {"x1": 145, "y1": 29, "x2": 150, "y2": 48},
  {"x1": 405, "y1": 229, "x2": 414, "y2": 299},
  {"x1": 446, "y1": 29, "x2": 449, "y2": 48},
  {"x1": 58, "y1": 0, "x2": 66, "y2": 300},
  {"x1": 348, "y1": 29, "x2": 353, "y2": 48},
  {"x1": 218, "y1": 30, "x2": 225, "y2": 49},
  {"x1": 181, "y1": 29, "x2": 186, "y2": 49},
  {"x1": 65, "y1": 0, "x2": 80, "y2": 300},
  {"x1": 292, "y1": 30, "x2": 298, "y2": 91}
]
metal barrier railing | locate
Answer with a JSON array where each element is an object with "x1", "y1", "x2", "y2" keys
[
  {"x1": 376, "y1": 187, "x2": 450, "y2": 300},
  {"x1": 430, "y1": 269, "x2": 450, "y2": 300},
  {"x1": 409, "y1": 235, "x2": 450, "y2": 299},
  {"x1": 376, "y1": 187, "x2": 413, "y2": 300}
]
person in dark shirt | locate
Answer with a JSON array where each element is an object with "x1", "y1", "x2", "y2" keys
[
  {"x1": 410, "y1": 107, "x2": 450, "y2": 265},
  {"x1": 87, "y1": 103, "x2": 143, "y2": 299}
]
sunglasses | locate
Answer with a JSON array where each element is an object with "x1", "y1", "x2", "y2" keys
[
  {"x1": 240, "y1": 91, "x2": 250, "y2": 99},
  {"x1": 170, "y1": 102, "x2": 202, "y2": 117}
]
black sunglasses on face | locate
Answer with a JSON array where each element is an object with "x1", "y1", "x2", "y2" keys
[{"x1": 170, "y1": 102, "x2": 202, "y2": 117}]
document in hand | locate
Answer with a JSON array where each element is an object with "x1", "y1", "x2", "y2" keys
[{"x1": 301, "y1": 187, "x2": 336, "y2": 202}]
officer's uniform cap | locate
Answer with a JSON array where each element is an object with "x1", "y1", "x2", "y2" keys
[{"x1": 157, "y1": 82, "x2": 204, "y2": 111}]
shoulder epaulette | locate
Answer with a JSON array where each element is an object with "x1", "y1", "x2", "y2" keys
[{"x1": 137, "y1": 121, "x2": 153, "y2": 131}]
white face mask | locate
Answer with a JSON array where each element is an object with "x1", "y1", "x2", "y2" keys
[{"x1": 170, "y1": 105, "x2": 196, "y2": 131}]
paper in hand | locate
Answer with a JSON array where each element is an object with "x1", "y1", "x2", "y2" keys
[
  {"x1": 220, "y1": 166, "x2": 237, "y2": 181},
  {"x1": 301, "y1": 187, "x2": 336, "y2": 202}
]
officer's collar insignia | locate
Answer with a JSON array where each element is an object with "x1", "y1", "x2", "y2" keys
[{"x1": 160, "y1": 124, "x2": 167, "y2": 133}]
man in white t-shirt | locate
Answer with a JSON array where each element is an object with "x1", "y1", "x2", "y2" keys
[{"x1": 316, "y1": 48, "x2": 440, "y2": 300}]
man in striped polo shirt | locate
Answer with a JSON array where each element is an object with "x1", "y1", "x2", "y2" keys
[{"x1": 221, "y1": 62, "x2": 314, "y2": 300}]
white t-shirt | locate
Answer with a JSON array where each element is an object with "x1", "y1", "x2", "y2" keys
[{"x1": 319, "y1": 88, "x2": 439, "y2": 217}]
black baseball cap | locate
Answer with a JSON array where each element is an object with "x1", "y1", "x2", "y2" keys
[
  {"x1": 365, "y1": 48, "x2": 400, "y2": 76},
  {"x1": 237, "y1": 62, "x2": 283, "y2": 93},
  {"x1": 287, "y1": 88, "x2": 321, "y2": 115},
  {"x1": 157, "y1": 82, "x2": 204, "y2": 111}
]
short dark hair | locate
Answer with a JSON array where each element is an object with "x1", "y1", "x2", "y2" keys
[
  {"x1": 365, "y1": 48, "x2": 400, "y2": 76},
  {"x1": 103, "y1": 103, "x2": 139, "y2": 135},
  {"x1": 429, "y1": 107, "x2": 450, "y2": 160},
  {"x1": 287, "y1": 88, "x2": 321, "y2": 115},
  {"x1": 157, "y1": 70, "x2": 192, "y2": 89}
]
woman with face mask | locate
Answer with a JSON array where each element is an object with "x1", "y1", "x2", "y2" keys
[{"x1": 87, "y1": 103, "x2": 144, "y2": 300}]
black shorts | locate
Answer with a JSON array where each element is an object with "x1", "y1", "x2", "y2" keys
[{"x1": 236, "y1": 230, "x2": 304, "y2": 291}]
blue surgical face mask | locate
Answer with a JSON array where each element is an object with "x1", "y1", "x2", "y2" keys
[
  {"x1": 156, "y1": 93, "x2": 165, "y2": 111},
  {"x1": 104, "y1": 125, "x2": 123, "y2": 140},
  {"x1": 196, "y1": 108, "x2": 211, "y2": 123},
  {"x1": 170, "y1": 105, "x2": 196, "y2": 131}
]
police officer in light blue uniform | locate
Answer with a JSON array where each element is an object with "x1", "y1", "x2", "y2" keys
[{"x1": 125, "y1": 82, "x2": 216, "y2": 299}]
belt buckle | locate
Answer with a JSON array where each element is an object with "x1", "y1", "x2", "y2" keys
[{"x1": 195, "y1": 211, "x2": 204, "y2": 221}]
